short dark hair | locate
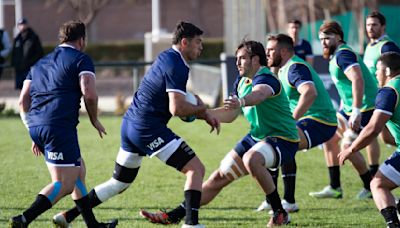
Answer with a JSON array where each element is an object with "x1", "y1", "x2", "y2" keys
[
  {"x1": 366, "y1": 11, "x2": 386, "y2": 26},
  {"x1": 378, "y1": 52, "x2": 400, "y2": 73},
  {"x1": 236, "y1": 40, "x2": 267, "y2": 66},
  {"x1": 319, "y1": 20, "x2": 344, "y2": 41},
  {"x1": 172, "y1": 21, "x2": 203, "y2": 45},
  {"x1": 267, "y1": 34, "x2": 294, "y2": 52},
  {"x1": 58, "y1": 20, "x2": 86, "y2": 43},
  {"x1": 288, "y1": 19, "x2": 302, "y2": 27}
]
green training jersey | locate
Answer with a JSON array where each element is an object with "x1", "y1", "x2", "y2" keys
[
  {"x1": 384, "y1": 76, "x2": 400, "y2": 150},
  {"x1": 236, "y1": 66, "x2": 299, "y2": 142},
  {"x1": 364, "y1": 36, "x2": 394, "y2": 77},
  {"x1": 279, "y1": 55, "x2": 337, "y2": 125},
  {"x1": 329, "y1": 44, "x2": 377, "y2": 114}
]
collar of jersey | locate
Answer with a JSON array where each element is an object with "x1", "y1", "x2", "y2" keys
[
  {"x1": 370, "y1": 34, "x2": 388, "y2": 45},
  {"x1": 59, "y1": 43, "x2": 77, "y2": 50},
  {"x1": 172, "y1": 45, "x2": 190, "y2": 68}
]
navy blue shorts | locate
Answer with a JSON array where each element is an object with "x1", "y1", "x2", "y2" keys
[
  {"x1": 338, "y1": 109, "x2": 374, "y2": 133},
  {"x1": 29, "y1": 126, "x2": 81, "y2": 166},
  {"x1": 297, "y1": 118, "x2": 337, "y2": 149},
  {"x1": 233, "y1": 133, "x2": 298, "y2": 168},
  {"x1": 120, "y1": 118, "x2": 180, "y2": 157},
  {"x1": 380, "y1": 151, "x2": 400, "y2": 186}
]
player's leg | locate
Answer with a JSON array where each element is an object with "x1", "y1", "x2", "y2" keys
[
  {"x1": 371, "y1": 152, "x2": 400, "y2": 227},
  {"x1": 339, "y1": 110, "x2": 373, "y2": 199},
  {"x1": 141, "y1": 134, "x2": 253, "y2": 225},
  {"x1": 202, "y1": 150, "x2": 247, "y2": 204},
  {"x1": 244, "y1": 137, "x2": 297, "y2": 226},
  {"x1": 366, "y1": 138, "x2": 380, "y2": 176},
  {"x1": 10, "y1": 126, "x2": 81, "y2": 227},
  {"x1": 54, "y1": 120, "x2": 141, "y2": 226},
  {"x1": 160, "y1": 140, "x2": 205, "y2": 227},
  {"x1": 361, "y1": 110, "x2": 381, "y2": 176}
]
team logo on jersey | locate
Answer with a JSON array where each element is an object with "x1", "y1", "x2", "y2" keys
[
  {"x1": 47, "y1": 152, "x2": 64, "y2": 160},
  {"x1": 147, "y1": 137, "x2": 165, "y2": 151},
  {"x1": 301, "y1": 121, "x2": 308, "y2": 127}
]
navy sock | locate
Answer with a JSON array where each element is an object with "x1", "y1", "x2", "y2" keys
[
  {"x1": 328, "y1": 166, "x2": 341, "y2": 189},
  {"x1": 74, "y1": 194, "x2": 99, "y2": 227},
  {"x1": 184, "y1": 190, "x2": 201, "y2": 225},
  {"x1": 22, "y1": 194, "x2": 52, "y2": 224}
]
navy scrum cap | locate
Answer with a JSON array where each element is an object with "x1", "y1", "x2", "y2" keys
[{"x1": 17, "y1": 18, "x2": 28, "y2": 25}]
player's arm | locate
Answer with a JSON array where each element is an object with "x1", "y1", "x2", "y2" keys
[
  {"x1": 339, "y1": 87, "x2": 396, "y2": 164},
  {"x1": 18, "y1": 79, "x2": 31, "y2": 128},
  {"x1": 338, "y1": 50, "x2": 363, "y2": 130},
  {"x1": 289, "y1": 64, "x2": 317, "y2": 120},
  {"x1": 207, "y1": 106, "x2": 241, "y2": 123},
  {"x1": 80, "y1": 73, "x2": 106, "y2": 138},
  {"x1": 381, "y1": 42, "x2": 400, "y2": 54},
  {"x1": 168, "y1": 91, "x2": 206, "y2": 117}
]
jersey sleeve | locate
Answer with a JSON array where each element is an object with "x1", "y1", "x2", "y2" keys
[
  {"x1": 252, "y1": 73, "x2": 281, "y2": 95},
  {"x1": 288, "y1": 63, "x2": 313, "y2": 89},
  {"x1": 304, "y1": 40, "x2": 313, "y2": 56},
  {"x1": 77, "y1": 55, "x2": 95, "y2": 77},
  {"x1": 336, "y1": 50, "x2": 359, "y2": 73},
  {"x1": 375, "y1": 87, "x2": 397, "y2": 116},
  {"x1": 381, "y1": 42, "x2": 400, "y2": 54},
  {"x1": 165, "y1": 60, "x2": 189, "y2": 94},
  {"x1": 231, "y1": 76, "x2": 241, "y2": 96}
]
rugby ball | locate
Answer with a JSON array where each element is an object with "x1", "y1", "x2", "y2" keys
[{"x1": 180, "y1": 92, "x2": 197, "y2": 122}]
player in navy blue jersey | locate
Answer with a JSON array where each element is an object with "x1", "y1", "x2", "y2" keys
[
  {"x1": 287, "y1": 19, "x2": 313, "y2": 65},
  {"x1": 52, "y1": 21, "x2": 220, "y2": 228},
  {"x1": 10, "y1": 20, "x2": 117, "y2": 228},
  {"x1": 339, "y1": 52, "x2": 400, "y2": 228}
]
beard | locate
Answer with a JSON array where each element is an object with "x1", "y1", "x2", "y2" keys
[
  {"x1": 268, "y1": 55, "x2": 282, "y2": 67},
  {"x1": 322, "y1": 45, "x2": 336, "y2": 59}
]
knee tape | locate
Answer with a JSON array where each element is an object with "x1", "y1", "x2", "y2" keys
[
  {"x1": 116, "y1": 148, "x2": 143, "y2": 169},
  {"x1": 75, "y1": 178, "x2": 87, "y2": 196},
  {"x1": 94, "y1": 178, "x2": 130, "y2": 202},
  {"x1": 219, "y1": 154, "x2": 245, "y2": 180},
  {"x1": 341, "y1": 129, "x2": 358, "y2": 148},
  {"x1": 47, "y1": 181, "x2": 62, "y2": 203},
  {"x1": 252, "y1": 142, "x2": 277, "y2": 168}
]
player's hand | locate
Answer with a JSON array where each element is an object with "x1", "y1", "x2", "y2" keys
[
  {"x1": 338, "y1": 148, "x2": 353, "y2": 165},
  {"x1": 92, "y1": 119, "x2": 107, "y2": 138},
  {"x1": 31, "y1": 141, "x2": 42, "y2": 156},
  {"x1": 349, "y1": 108, "x2": 361, "y2": 131},
  {"x1": 204, "y1": 110, "x2": 220, "y2": 135},
  {"x1": 224, "y1": 95, "x2": 241, "y2": 110}
]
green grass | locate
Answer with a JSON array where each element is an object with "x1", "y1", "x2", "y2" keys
[{"x1": 0, "y1": 115, "x2": 398, "y2": 227}]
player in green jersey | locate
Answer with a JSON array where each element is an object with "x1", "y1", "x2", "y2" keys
[
  {"x1": 339, "y1": 52, "x2": 400, "y2": 228},
  {"x1": 364, "y1": 11, "x2": 400, "y2": 148},
  {"x1": 257, "y1": 34, "x2": 372, "y2": 213}
]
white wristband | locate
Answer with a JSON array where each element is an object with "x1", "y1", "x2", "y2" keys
[
  {"x1": 239, "y1": 97, "x2": 246, "y2": 107},
  {"x1": 20, "y1": 111, "x2": 29, "y2": 130},
  {"x1": 352, "y1": 107, "x2": 361, "y2": 116}
]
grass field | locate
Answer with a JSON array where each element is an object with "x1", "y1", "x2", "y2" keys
[{"x1": 0, "y1": 115, "x2": 398, "y2": 227}]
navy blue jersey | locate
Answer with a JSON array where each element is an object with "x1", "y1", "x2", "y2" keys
[
  {"x1": 375, "y1": 87, "x2": 397, "y2": 115},
  {"x1": 294, "y1": 39, "x2": 313, "y2": 61},
  {"x1": 27, "y1": 44, "x2": 95, "y2": 128},
  {"x1": 336, "y1": 50, "x2": 359, "y2": 72},
  {"x1": 287, "y1": 63, "x2": 313, "y2": 88},
  {"x1": 231, "y1": 73, "x2": 281, "y2": 97},
  {"x1": 124, "y1": 46, "x2": 189, "y2": 128},
  {"x1": 381, "y1": 42, "x2": 400, "y2": 54}
]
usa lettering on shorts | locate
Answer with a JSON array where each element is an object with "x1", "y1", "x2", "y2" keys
[
  {"x1": 146, "y1": 137, "x2": 165, "y2": 151},
  {"x1": 47, "y1": 152, "x2": 64, "y2": 160}
]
